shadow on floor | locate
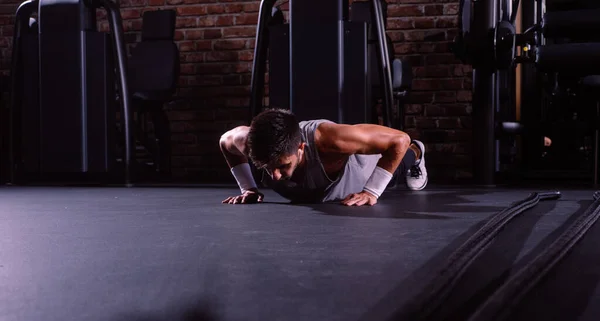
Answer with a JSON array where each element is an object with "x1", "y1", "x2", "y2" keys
[
  {"x1": 111, "y1": 297, "x2": 222, "y2": 321},
  {"x1": 356, "y1": 197, "x2": 589, "y2": 321},
  {"x1": 286, "y1": 189, "x2": 524, "y2": 219}
]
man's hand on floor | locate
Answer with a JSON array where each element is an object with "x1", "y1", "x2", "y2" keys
[
  {"x1": 222, "y1": 189, "x2": 264, "y2": 204},
  {"x1": 341, "y1": 191, "x2": 377, "y2": 206}
]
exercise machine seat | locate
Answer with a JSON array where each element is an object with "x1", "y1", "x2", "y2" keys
[
  {"x1": 128, "y1": 9, "x2": 179, "y2": 103},
  {"x1": 127, "y1": 9, "x2": 179, "y2": 177}
]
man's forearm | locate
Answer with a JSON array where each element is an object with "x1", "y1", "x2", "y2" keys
[
  {"x1": 376, "y1": 137, "x2": 410, "y2": 174},
  {"x1": 219, "y1": 132, "x2": 249, "y2": 168},
  {"x1": 363, "y1": 136, "x2": 410, "y2": 198},
  {"x1": 221, "y1": 147, "x2": 249, "y2": 169},
  {"x1": 219, "y1": 132, "x2": 259, "y2": 194}
]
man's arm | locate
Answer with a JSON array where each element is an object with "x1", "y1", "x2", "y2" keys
[
  {"x1": 219, "y1": 125, "x2": 251, "y2": 168},
  {"x1": 315, "y1": 122, "x2": 411, "y2": 174},
  {"x1": 219, "y1": 126, "x2": 263, "y2": 203},
  {"x1": 315, "y1": 122, "x2": 411, "y2": 204}
]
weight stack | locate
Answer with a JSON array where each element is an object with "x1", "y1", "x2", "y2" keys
[{"x1": 18, "y1": 0, "x2": 116, "y2": 176}]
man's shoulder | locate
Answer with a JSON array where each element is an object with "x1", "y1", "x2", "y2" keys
[
  {"x1": 300, "y1": 119, "x2": 337, "y2": 126},
  {"x1": 300, "y1": 119, "x2": 337, "y2": 132}
]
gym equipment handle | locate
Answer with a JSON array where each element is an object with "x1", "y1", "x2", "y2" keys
[{"x1": 97, "y1": 0, "x2": 134, "y2": 185}]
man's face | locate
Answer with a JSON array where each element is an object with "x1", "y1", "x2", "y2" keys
[{"x1": 264, "y1": 143, "x2": 305, "y2": 181}]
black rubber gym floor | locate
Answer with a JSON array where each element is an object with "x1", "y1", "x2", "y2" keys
[{"x1": 1, "y1": 185, "x2": 600, "y2": 321}]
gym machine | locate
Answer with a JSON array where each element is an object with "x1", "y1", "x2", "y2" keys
[
  {"x1": 249, "y1": 0, "x2": 412, "y2": 129},
  {"x1": 453, "y1": 0, "x2": 600, "y2": 185},
  {"x1": 8, "y1": 0, "x2": 133, "y2": 185}
]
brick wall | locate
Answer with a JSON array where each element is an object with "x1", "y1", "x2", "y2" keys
[
  {"x1": 0, "y1": 0, "x2": 473, "y2": 184},
  {"x1": 0, "y1": 1, "x2": 15, "y2": 76}
]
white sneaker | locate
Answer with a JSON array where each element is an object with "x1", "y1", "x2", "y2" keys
[{"x1": 406, "y1": 140, "x2": 428, "y2": 190}]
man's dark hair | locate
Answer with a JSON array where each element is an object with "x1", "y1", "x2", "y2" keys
[{"x1": 247, "y1": 108, "x2": 302, "y2": 168}]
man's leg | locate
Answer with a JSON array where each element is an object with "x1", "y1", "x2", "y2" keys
[
  {"x1": 406, "y1": 140, "x2": 428, "y2": 190},
  {"x1": 389, "y1": 143, "x2": 418, "y2": 187},
  {"x1": 388, "y1": 140, "x2": 428, "y2": 190}
]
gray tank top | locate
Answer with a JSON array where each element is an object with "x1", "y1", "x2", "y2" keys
[{"x1": 261, "y1": 119, "x2": 382, "y2": 203}]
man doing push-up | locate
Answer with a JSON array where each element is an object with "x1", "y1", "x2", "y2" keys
[{"x1": 219, "y1": 108, "x2": 428, "y2": 206}]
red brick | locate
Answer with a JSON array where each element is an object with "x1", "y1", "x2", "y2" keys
[
  {"x1": 243, "y1": 3, "x2": 260, "y2": 12},
  {"x1": 436, "y1": 16, "x2": 457, "y2": 28},
  {"x1": 206, "y1": 4, "x2": 225, "y2": 14},
  {"x1": 413, "y1": 65, "x2": 451, "y2": 78},
  {"x1": 395, "y1": 42, "x2": 437, "y2": 55},
  {"x1": 188, "y1": 75, "x2": 223, "y2": 86},
  {"x1": 121, "y1": 9, "x2": 142, "y2": 20},
  {"x1": 176, "y1": 17, "x2": 198, "y2": 28},
  {"x1": 177, "y1": 5, "x2": 207, "y2": 16},
  {"x1": 216, "y1": 16, "x2": 234, "y2": 26},
  {"x1": 433, "y1": 92, "x2": 457, "y2": 103},
  {"x1": 148, "y1": 0, "x2": 164, "y2": 6},
  {"x1": 235, "y1": 13, "x2": 259, "y2": 25},
  {"x1": 235, "y1": 63, "x2": 252, "y2": 73},
  {"x1": 0, "y1": 16, "x2": 12, "y2": 25},
  {"x1": 437, "y1": 118, "x2": 459, "y2": 129},
  {"x1": 407, "y1": 93, "x2": 433, "y2": 105},
  {"x1": 226, "y1": 4, "x2": 244, "y2": 13},
  {"x1": 196, "y1": 85, "x2": 250, "y2": 97},
  {"x1": 196, "y1": 40, "x2": 213, "y2": 50},
  {"x1": 413, "y1": 117, "x2": 437, "y2": 129},
  {"x1": 0, "y1": 4, "x2": 19, "y2": 14},
  {"x1": 413, "y1": 17, "x2": 435, "y2": 29},
  {"x1": 184, "y1": 52, "x2": 205, "y2": 63},
  {"x1": 425, "y1": 53, "x2": 460, "y2": 65},
  {"x1": 403, "y1": 30, "x2": 428, "y2": 42},
  {"x1": 196, "y1": 63, "x2": 237, "y2": 75},
  {"x1": 223, "y1": 26, "x2": 255, "y2": 38},
  {"x1": 412, "y1": 78, "x2": 463, "y2": 91},
  {"x1": 388, "y1": 31, "x2": 404, "y2": 42},
  {"x1": 424, "y1": 4, "x2": 444, "y2": 15},
  {"x1": 388, "y1": 5, "x2": 424, "y2": 17},
  {"x1": 185, "y1": 30, "x2": 204, "y2": 40},
  {"x1": 180, "y1": 64, "x2": 196, "y2": 75},
  {"x1": 457, "y1": 90, "x2": 472, "y2": 102},
  {"x1": 127, "y1": 19, "x2": 143, "y2": 31},
  {"x1": 120, "y1": 0, "x2": 148, "y2": 7},
  {"x1": 387, "y1": 18, "x2": 413, "y2": 30},
  {"x1": 198, "y1": 16, "x2": 219, "y2": 27},
  {"x1": 222, "y1": 75, "x2": 242, "y2": 85},
  {"x1": 238, "y1": 50, "x2": 253, "y2": 61},
  {"x1": 453, "y1": 65, "x2": 473, "y2": 77},
  {"x1": 2, "y1": 24, "x2": 13, "y2": 37},
  {"x1": 204, "y1": 29, "x2": 223, "y2": 39},
  {"x1": 459, "y1": 117, "x2": 472, "y2": 129},
  {"x1": 178, "y1": 41, "x2": 196, "y2": 52},
  {"x1": 214, "y1": 39, "x2": 246, "y2": 50},
  {"x1": 205, "y1": 51, "x2": 239, "y2": 62},
  {"x1": 444, "y1": 3, "x2": 459, "y2": 15},
  {"x1": 182, "y1": 0, "x2": 216, "y2": 3},
  {"x1": 171, "y1": 133, "x2": 199, "y2": 144}
]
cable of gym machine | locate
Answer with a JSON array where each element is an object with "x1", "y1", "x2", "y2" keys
[
  {"x1": 7, "y1": 0, "x2": 37, "y2": 185},
  {"x1": 249, "y1": 0, "x2": 277, "y2": 123},
  {"x1": 389, "y1": 191, "x2": 561, "y2": 321},
  {"x1": 98, "y1": 0, "x2": 134, "y2": 186},
  {"x1": 371, "y1": 0, "x2": 394, "y2": 128},
  {"x1": 467, "y1": 192, "x2": 600, "y2": 321}
]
